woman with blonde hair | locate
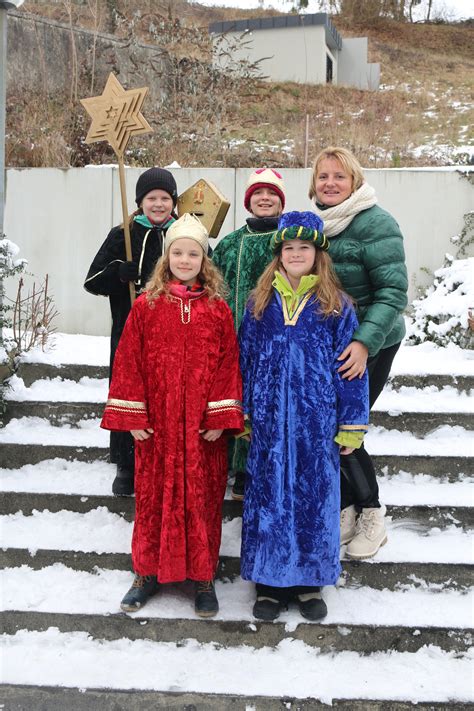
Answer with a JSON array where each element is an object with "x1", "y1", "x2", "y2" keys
[
  {"x1": 309, "y1": 146, "x2": 408, "y2": 559},
  {"x1": 101, "y1": 213, "x2": 243, "y2": 617}
]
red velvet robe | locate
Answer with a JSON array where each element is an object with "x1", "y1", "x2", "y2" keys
[{"x1": 101, "y1": 290, "x2": 244, "y2": 583}]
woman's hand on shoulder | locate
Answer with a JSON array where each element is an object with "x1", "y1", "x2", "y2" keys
[
  {"x1": 337, "y1": 341, "x2": 368, "y2": 380},
  {"x1": 131, "y1": 428, "x2": 154, "y2": 441}
]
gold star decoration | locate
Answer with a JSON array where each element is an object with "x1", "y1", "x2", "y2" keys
[{"x1": 80, "y1": 73, "x2": 153, "y2": 158}]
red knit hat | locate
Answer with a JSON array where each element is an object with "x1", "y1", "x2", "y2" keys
[{"x1": 244, "y1": 168, "x2": 286, "y2": 213}]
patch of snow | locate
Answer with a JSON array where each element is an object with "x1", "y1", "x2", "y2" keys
[
  {"x1": 2, "y1": 510, "x2": 471, "y2": 563},
  {"x1": 2, "y1": 629, "x2": 472, "y2": 702},
  {"x1": 4, "y1": 375, "x2": 108, "y2": 403},
  {"x1": 1, "y1": 565, "x2": 472, "y2": 628}
]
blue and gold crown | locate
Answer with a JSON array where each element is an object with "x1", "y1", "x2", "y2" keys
[{"x1": 271, "y1": 211, "x2": 328, "y2": 253}]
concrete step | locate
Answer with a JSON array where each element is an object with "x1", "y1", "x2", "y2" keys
[
  {"x1": 1, "y1": 685, "x2": 471, "y2": 711},
  {"x1": 15, "y1": 362, "x2": 109, "y2": 386},
  {"x1": 1, "y1": 492, "x2": 472, "y2": 530},
  {"x1": 3, "y1": 400, "x2": 473, "y2": 434},
  {"x1": 0, "y1": 443, "x2": 470, "y2": 479},
  {"x1": 14, "y1": 360, "x2": 474, "y2": 392},
  {"x1": 2, "y1": 549, "x2": 471, "y2": 590},
  {"x1": 2, "y1": 609, "x2": 471, "y2": 655}
]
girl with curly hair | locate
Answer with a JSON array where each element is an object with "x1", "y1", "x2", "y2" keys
[{"x1": 101, "y1": 213, "x2": 244, "y2": 617}]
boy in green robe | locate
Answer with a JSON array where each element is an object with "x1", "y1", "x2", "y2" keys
[{"x1": 213, "y1": 168, "x2": 286, "y2": 499}]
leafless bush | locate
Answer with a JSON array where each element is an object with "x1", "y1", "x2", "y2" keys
[{"x1": 11, "y1": 275, "x2": 58, "y2": 354}]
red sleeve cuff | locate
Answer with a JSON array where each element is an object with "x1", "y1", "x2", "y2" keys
[{"x1": 101, "y1": 398, "x2": 150, "y2": 432}]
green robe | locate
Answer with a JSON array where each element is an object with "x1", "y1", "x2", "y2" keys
[
  {"x1": 213, "y1": 222, "x2": 277, "y2": 330},
  {"x1": 213, "y1": 220, "x2": 278, "y2": 471}
]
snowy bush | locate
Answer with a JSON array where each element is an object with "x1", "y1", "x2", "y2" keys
[
  {"x1": 406, "y1": 254, "x2": 473, "y2": 348},
  {"x1": 1, "y1": 237, "x2": 27, "y2": 366}
]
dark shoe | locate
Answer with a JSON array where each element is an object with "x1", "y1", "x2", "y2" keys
[
  {"x1": 195, "y1": 580, "x2": 219, "y2": 618},
  {"x1": 120, "y1": 574, "x2": 159, "y2": 612},
  {"x1": 297, "y1": 591, "x2": 327, "y2": 621},
  {"x1": 112, "y1": 466, "x2": 134, "y2": 496},
  {"x1": 253, "y1": 596, "x2": 281, "y2": 621},
  {"x1": 231, "y1": 470, "x2": 245, "y2": 501}
]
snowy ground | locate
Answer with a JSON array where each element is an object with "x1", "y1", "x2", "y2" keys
[{"x1": 1, "y1": 333, "x2": 473, "y2": 703}]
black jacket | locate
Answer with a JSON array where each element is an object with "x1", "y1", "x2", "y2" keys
[{"x1": 84, "y1": 220, "x2": 169, "y2": 366}]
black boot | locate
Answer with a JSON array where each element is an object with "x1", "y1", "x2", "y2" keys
[
  {"x1": 112, "y1": 465, "x2": 134, "y2": 496},
  {"x1": 253, "y1": 595, "x2": 281, "y2": 621},
  {"x1": 231, "y1": 470, "x2": 245, "y2": 501},
  {"x1": 297, "y1": 588, "x2": 327, "y2": 622},
  {"x1": 195, "y1": 580, "x2": 219, "y2": 617},
  {"x1": 253, "y1": 584, "x2": 288, "y2": 621},
  {"x1": 120, "y1": 573, "x2": 159, "y2": 612}
]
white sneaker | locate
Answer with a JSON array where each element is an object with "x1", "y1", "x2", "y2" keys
[
  {"x1": 346, "y1": 505, "x2": 388, "y2": 559},
  {"x1": 340, "y1": 505, "x2": 357, "y2": 545}
]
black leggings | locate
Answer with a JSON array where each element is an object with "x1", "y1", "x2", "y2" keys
[{"x1": 340, "y1": 342, "x2": 401, "y2": 510}]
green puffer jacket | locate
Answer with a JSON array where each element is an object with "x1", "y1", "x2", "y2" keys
[
  {"x1": 328, "y1": 205, "x2": 408, "y2": 357},
  {"x1": 213, "y1": 223, "x2": 277, "y2": 329}
]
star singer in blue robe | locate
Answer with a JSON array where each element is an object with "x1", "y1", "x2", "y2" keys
[{"x1": 238, "y1": 214, "x2": 369, "y2": 592}]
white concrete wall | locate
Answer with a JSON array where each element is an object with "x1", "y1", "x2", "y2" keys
[
  {"x1": 4, "y1": 166, "x2": 473, "y2": 336},
  {"x1": 214, "y1": 26, "x2": 328, "y2": 85},
  {"x1": 337, "y1": 37, "x2": 380, "y2": 91}
]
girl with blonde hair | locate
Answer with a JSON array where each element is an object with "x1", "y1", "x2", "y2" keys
[
  {"x1": 101, "y1": 213, "x2": 244, "y2": 617},
  {"x1": 239, "y1": 211, "x2": 369, "y2": 622}
]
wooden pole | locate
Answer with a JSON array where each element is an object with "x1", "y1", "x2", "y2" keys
[
  {"x1": 118, "y1": 158, "x2": 135, "y2": 305},
  {"x1": 304, "y1": 113, "x2": 310, "y2": 169}
]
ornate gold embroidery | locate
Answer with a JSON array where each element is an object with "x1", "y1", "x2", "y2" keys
[
  {"x1": 282, "y1": 293, "x2": 312, "y2": 326},
  {"x1": 106, "y1": 398, "x2": 147, "y2": 412},
  {"x1": 207, "y1": 399, "x2": 243, "y2": 411}
]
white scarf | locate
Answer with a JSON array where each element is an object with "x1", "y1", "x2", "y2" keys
[{"x1": 312, "y1": 182, "x2": 377, "y2": 237}]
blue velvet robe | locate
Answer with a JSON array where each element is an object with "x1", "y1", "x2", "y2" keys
[{"x1": 238, "y1": 292, "x2": 369, "y2": 588}]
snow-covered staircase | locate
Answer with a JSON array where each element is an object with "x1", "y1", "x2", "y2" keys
[{"x1": 1, "y1": 337, "x2": 473, "y2": 708}]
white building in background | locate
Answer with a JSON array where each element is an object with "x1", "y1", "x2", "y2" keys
[{"x1": 209, "y1": 12, "x2": 380, "y2": 91}]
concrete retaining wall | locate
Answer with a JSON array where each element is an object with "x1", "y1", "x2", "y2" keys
[{"x1": 4, "y1": 166, "x2": 473, "y2": 336}]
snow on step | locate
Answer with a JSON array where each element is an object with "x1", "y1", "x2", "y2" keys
[
  {"x1": 6, "y1": 374, "x2": 473, "y2": 412},
  {"x1": 0, "y1": 460, "x2": 115, "y2": 495},
  {"x1": 378, "y1": 471, "x2": 474, "y2": 506},
  {"x1": 19, "y1": 333, "x2": 109, "y2": 366},
  {"x1": 1, "y1": 416, "x2": 472, "y2": 456},
  {"x1": 2, "y1": 509, "x2": 472, "y2": 563},
  {"x1": 1, "y1": 459, "x2": 473, "y2": 506},
  {"x1": 4, "y1": 375, "x2": 108, "y2": 403},
  {"x1": 390, "y1": 341, "x2": 474, "y2": 377},
  {"x1": 365, "y1": 425, "x2": 473, "y2": 456},
  {"x1": 2, "y1": 564, "x2": 472, "y2": 630},
  {"x1": 1, "y1": 628, "x2": 472, "y2": 703},
  {"x1": 0, "y1": 417, "x2": 108, "y2": 446},
  {"x1": 373, "y1": 385, "x2": 473, "y2": 413},
  {"x1": 19, "y1": 333, "x2": 474, "y2": 376}
]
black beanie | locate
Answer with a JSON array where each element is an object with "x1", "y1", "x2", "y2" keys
[{"x1": 135, "y1": 168, "x2": 178, "y2": 207}]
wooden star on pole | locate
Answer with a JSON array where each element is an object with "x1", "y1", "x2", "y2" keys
[{"x1": 80, "y1": 73, "x2": 153, "y2": 158}]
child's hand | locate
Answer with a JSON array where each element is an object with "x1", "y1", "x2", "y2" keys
[
  {"x1": 199, "y1": 429, "x2": 223, "y2": 442},
  {"x1": 131, "y1": 428, "x2": 154, "y2": 441},
  {"x1": 340, "y1": 446, "x2": 355, "y2": 455},
  {"x1": 337, "y1": 341, "x2": 368, "y2": 380}
]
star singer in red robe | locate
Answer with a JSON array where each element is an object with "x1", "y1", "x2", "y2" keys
[{"x1": 101, "y1": 213, "x2": 244, "y2": 616}]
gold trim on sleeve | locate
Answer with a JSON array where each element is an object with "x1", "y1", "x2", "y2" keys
[
  {"x1": 207, "y1": 399, "x2": 243, "y2": 413},
  {"x1": 106, "y1": 398, "x2": 147, "y2": 413},
  {"x1": 339, "y1": 424, "x2": 369, "y2": 431}
]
